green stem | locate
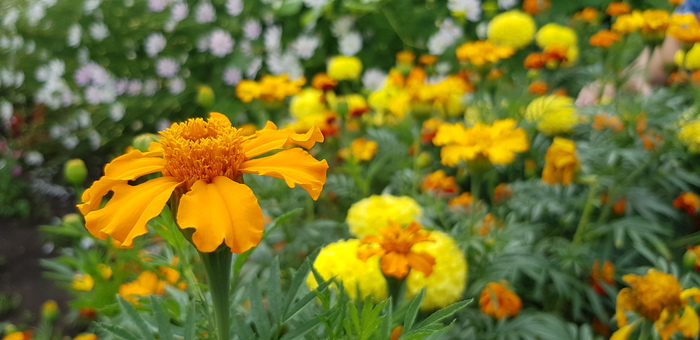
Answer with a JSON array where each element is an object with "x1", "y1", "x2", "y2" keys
[
  {"x1": 573, "y1": 181, "x2": 598, "y2": 244},
  {"x1": 199, "y1": 249, "x2": 233, "y2": 340},
  {"x1": 385, "y1": 276, "x2": 405, "y2": 309}
]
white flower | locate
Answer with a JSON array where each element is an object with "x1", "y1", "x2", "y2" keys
[
  {"x1": 35, "y1": 59, "x2": 65, "y2": 83},
  {"x1": 156, "y1": 58, "x2": 180, "y2": 78},
  {"x1": 197, "y1": 36, "x2": 209, "y2": 52},
  {"x1": 0, "y1": 101, "x2": 12, "y2": 122},
  {"x1": 246, "y1": 57, "x2": 262, "y2": 78},
  {"x1": 266, "y1": 52, "x2": 303, "y2": 79},
  {"x1": 476, "y1": 22, "x2": 488, "y2": 39},
  {"x1": 338, "y1": 31, "x2": 362, "y2": 56},
  {"x1": 61, "y1": 135, "x2": 79, "y2": 150},
  {"x1": 171, "y1": 2, "x2": 188, "y2": 21},
  {"x1": 427, "y1": 18, "x2": 463, "y2": 55},
  {"x1": 148, "y1": 0, "x2": 168, "y2": 12},
  {"x1": 435, "y1": 61, "x2": 451, "y2": 75},
  {"x1": 109, "y1": 102, "x2": 125, "y2": 121},
  {"x1": 84, "y1": 0, "x2": 102, "y2": 13},
  {"x1": 331, "y1": 16, "x2": 355, "y2": 37},
  {"x1": 264, "y1": 25, "x2": 282, "y2": 52},
  {"x1": 26, "y1": 3, "x2": 46, "y2": 27},
  {"x1": 362, "y1": 68, "x2": 386, "y2": 91},
  {"x1": 88, "y1": 130, "x2": 101, "y2": 150},
  {"x1": 303, "y1": 0, "x2": 327, "y2": 9},
  {"x1": 67, "y1": 24, "x2": 82, "y2": 47},
  {"x1": 209, "y1": 29, "x2": 235, "y2": 57},
  {"x1": 226, "y1": 0, "x2": 243, "y2": 16},
  {"x1": 85, "y1": 86, "x2": 102, "y2": 104},
  {"x1": 168, "y1": 77, "x2": 185, "y2": 94},
  {"x1": 447, "y1": 0, "x2": 481, "y2": 22},
  {"x1": 127, "y1": 79, "x2": 142, "y2": 96},
  {"x1": 291, "y1": 34, "x2": 319, "y2": 60},
  {"x1": 2, "y1": 8, "x2": 19, "y2": 29},
  {"x1": 143, "y1": 78, "x2": 158, "y2": 96},
  {"x1": 89, "y1": 22, "x2": 110, "y2": 41},
  {"x1": 222, "y1": 67, "x2": 242, "y2": 86},
  {"x1": 243, "y1": 19, "x2": 262, "y2": 40},
  {"x1": 195, "y1": 2, "x2": 216, "y2": 23},
  {"x1": 239, "y1": 40, "x2": 253, "y2": 56},
  {"x1": 115, "y1": 78, "x2": 128, "y2": 95},
  {"x1": 498, "y1": 0, "x2": 517, "y2": 9},
  {"x1": 145, "y1": 33, "x2": 166, "y2": 57},
  {"x1": 74, "y1": 65, "x2": 92, "y2": 86},
  {"x1": 24, "y1": 151, "x2": 44, "y2": 166}
]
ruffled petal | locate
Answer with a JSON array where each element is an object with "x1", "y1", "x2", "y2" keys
[
  {"x1": 84, "y1": 177, "x2": 181, "y2": 247},
  {"x1": 679, "y1": 305, "x2": 700, "y2": 338},
  {"x1": 239, "y1": 148, "x2": 328, "y2": 200},
  {"x1": 104, "y1": 148, "x2": 165, "y2": 181},
  {"x1": 610, "y1": 323, "x2": 637, "y2": 340},
  {"x1": 242, "y1": 121, "x2": 324, "y2": 159},
  {"x1": 681, "y1": 287, "x2": 700, "y2": 303},
  {"x1": 357, "y1": 247, "x2": 386, "y2": 262},
  {"x1": 176, "y1": 177, "x2": 264, "y2": 253},
  {"x1": 407, "y1": 251, "x2": 436, "y2": 277},
  {"x1": 77, "y1": 176, "x2": 126, "y2": 215},
  {"x1": 381, "y1": 252, "x2": 410, "y2": 279}
]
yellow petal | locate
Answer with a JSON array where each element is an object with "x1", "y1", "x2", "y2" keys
[
  {"x1": 242, "y1": 121, "x2": 324, "y2": 158},
  {"x1": 78, "y1": 176, "x2": 126, "y2": 215},
  {"x1": 610, "y1": 323, "x2": 637, "y2": 340},
  {"x1": 85, "y1": 177, "x2": 181, "y2": 247},
  {"x1": 616, "y1": 288, "x2": 633, "y2": 327},
  {"x1": 679, "y1": 305, "x2": 700, "y2": 338},
  {"x1": 176, "y1": 177, "x2": 264, "y2": 253},
  {"x1": 240, "y1": 148, "x2": 328, "y2": 200},
  {"x1": 104, "y1": 149, "x2": 165, "y2": 181},
  {"x1": 681, "y1": 287, "x2": 700, "y2": 303}
]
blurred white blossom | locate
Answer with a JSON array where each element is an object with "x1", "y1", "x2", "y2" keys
[
  {"x1": 26, "y1": 3, "x2": 46, "y2": 27},
  {"x1": 331, "y1": 16, "x2": 355, "y2": 37},
  {"x1": 67, "y1": 24, "x2": 82, "y2": 47},
  {"x1": 209, "y1": 29, "x2": 235, "y2": 57},
  {"x1": 338, "y1": 31, "x2": 362, "y2": 56},
  {"x1": 303, "y1": 0, "x2": 328, "y2": 9},
  {"x1": 427, "y1": 18, "x2": 463, "y2": 55},
  {"x1": 127, "y1": 79, "x2": 142, "y2": 96},
  {"x1": 243, "y1": 19, "x2": 262, "y2": 40},
  {"x1": 226, "y1": 0, "x2": 243, "y2": 16},
  {"x1": 2, "y1": 8, "x2": 19, "y2": 29},
  {"x1": 168, "y1": 77, "x2": 186, "y2": 94},
  {"x1": 89, "y1": 22, "x2": 110, "y2": 41},
  {"x1": 145, "y1": 33, "x2": 166, "y2": 57},
  {"x1": 292, "y1": 34, "x2": 319, "y2": 60},
  {"x1": 222, "y1": 67, "x2": 242, "y2": 86},
  {"x1": 171, "y1": 2, "x2": 189, "y2": 21},
  {"x1": 195, "y1": 2, "x2": 216, "y2": 23},
  {"x1": 110, "y1": 102, "x2": 125, "y2": 121},
  {"x1": 246, "y1": 57, "x2": 263, "y2": 78},
  {"x1": 362, "y1": 68, "x2": 386, "y2": 91},
  {"x1": 498, "y1": 0, "x2": 517, "y2": 9},
  {"x1": 264, "y1": 25, "x2": 282, "y2": 52},
  {"x1": 84, "y1": 0, "x2": 102, "y2": 13},
  {"x1": 148, "y1": 0, "x2": 168, "y2": 12},
  {"x1": 156, "y1": 58, "x2": 180, "y2": 78},
  {"x1": 447, "y1": 0, "x2": 481, "y2": 22}
]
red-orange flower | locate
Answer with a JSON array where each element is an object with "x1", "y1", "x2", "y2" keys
[
  {"x1": 78, "y1": 113, "x2": 328, "y2": 253},
  {"x1": 358, "y1": 221, "x2": 435, "y2": 279},
  {"x1": 528, "y1": 80, "x2": 548, "y2": 95},
  {"x1": 590, "y1": 30, "x2": 622, "y2": 48},
  {"x1": 421, "y1": 170, "x2": 459, "y2": 197},
  {"x1": 607, "y1": 2, "x2": 631, "y2": 16},
  {"x1": 674, "y1": 192, "x2": 700, "y2": 215},
  {"x1": 480, "y1": 281, "x2": 522, "y2": 319},
  {"x1": 590, "y1": 259, "x2": 615, "y2": 295},
  {"x1": 311, "y1": 73, "x2": 337, "y2": 91}
]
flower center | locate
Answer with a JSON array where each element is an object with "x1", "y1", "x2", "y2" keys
[{"x1": 159, "y1": 115, "x2": 247, "y2": 190}]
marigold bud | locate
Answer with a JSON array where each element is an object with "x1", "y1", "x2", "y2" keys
[
  {"x1": 132, "y1": 133, "x2": 160, "y2": 152},
  {"x1": 41, "y1": 300, "x2": 58, "y2": 322},
  {"x1": 684, "y1": 248, "x2": 699, "y2": 270},
  {"x1": 196, "y1": 85, "x2": 215, "y2": 107},
  {"x1": 64, "y1": 159, "x2": 87, "y2": 186}
]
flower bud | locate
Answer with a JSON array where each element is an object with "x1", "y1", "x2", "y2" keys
[
  {"x1": 196, "y1": 85, "x2": 215, "y2": 107},
  {"x1": 62, "y1": 213, "x2": 82, "y2": 226},
  {"x1": 41, "y1": 300, "x2": 58, "y2": 322},
  {"x1": 64, "y1": 159, "x2": 87, "y2": 186},
  {"x1": 416, "y1": 152, "x2": 432, "y2": 169},
  {"x1": 683, "y1": 248, "x2": 699, "y2": 270},
  {"x1": 132, "y1": 133, "x2": 159, "y2": 152}
]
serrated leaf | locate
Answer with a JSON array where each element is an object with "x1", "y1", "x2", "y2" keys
[
  {"x1": 150, "y1": 296, "x2": 174, "y2": 340},
  {"x1": 250, "y1": 282, "x2": 272, "y2": 340},
  {"x1": 279, "y1": 317, "x2": 322, "y2": 340},
  {"x1": 97, "y1": 323, "x2": 141, "y2": 340},
  {"x1": 267, "y1": 257, "x2": 284, "y2": 325},
  {"x1": 283, "y1": 259, "x2": 312, "y2": 320},
  {"x1": 417, "y1": 299, "x2": 471, "y2": 328},
  {"x1": 403, "y1": 289, "x2": 425, "y2": 331},
  {"x1": 183, "y1": 302, "x2": 196, "y2": 340},
  {"x1": 117, "y1": 295, "x2": 153, "y2": 340}
]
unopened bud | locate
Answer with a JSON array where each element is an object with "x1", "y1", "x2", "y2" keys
[
  {"x1": 63, "y1": 159, "x2": 87, "y2": 186},
  {"x1": 683, "y1": 248, "x2": 699, "y2": 270},
  {"x1": 41, "y1": 300, "x2": 58, "y2": 322},
  {"x1": 132, "y1": 133, "x2": 159, "y2": 152},
  {"x1": 196, "y1": 85, "x2": 215, "y2": 107}
]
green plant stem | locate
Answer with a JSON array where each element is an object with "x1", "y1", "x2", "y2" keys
[
  {"x1": 199, "y1": 249, "x2": 233, "y2": 340},
  {"x1": 573, "y1": 181, "x2": 598, "y2": 244},
  {"x1": 385, "y1": 276, "x2": 405, "y2": 310}
]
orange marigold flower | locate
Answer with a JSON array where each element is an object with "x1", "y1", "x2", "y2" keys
[
  {"x1": 524, "y1": 52, "x2": 546, "y2": 69},
  {"x1": 613, "y1": 197, "x2": 627, "y2": 215},
  {"x1": 419, "y1": 54, "x2": 438, "y2": 66},
  {"x1": 543, "y1": 44, "x2": 569, "y2": 65},
  {"x1": 674, "y1": 192, "x2": 700, "y2": 215},
  {"x1": 606, "y1": 2, "x2": 631, "y2": 16},
  {"x1": 456, "y1": 40, "x2": 515, "y2": 67},
  {"x1": 592, "y1": 113, "x2": 624, "y2": 131},
  {"x1": 590, "y1": 30, "x2": 622, "y2": 48},
  {"x1": 421, "y1": 118, "x2": 443, "y2": 143},
  {"x1": 421, "y1": 170, "x2": 459, "y2": 197},
  {"x1": 390, "y1": 326, "x2": 403, "y2": 340},
  {"x1": 590, "y1": 259, "x2": 615, "y2": 295},
  {"x1": 574, "y1": 7, "x2": 599, "y2": 23},
  {"x1": 448, "y1": 192, "x2": 474, "y2": 210},
  {"x1": 2, "y1": 331, "x2": 33, "y2": 340},
  {"x1": 542, "y1": 137, "x2": 579, "y2": 186},
  {"x1": 480, "y1": 281, "x2": 522, "y2": 319},
  {"x1": 522, "y1": 0, "x2": 550, "y2": 15},
  {"x1": 78, "y1": 113, "x2": 328, "y2": 253},
  {"x1": 358, "y1": 221, "x2": 436, "y2": 279},
  {"x1": 670, "y1": 0, "x2": 685, "y2": 5},
  {"x1": 118, "y1": 271, "x2": 163, "y2": 304},
  {"x1": 396, "y1": 51, "x2": 416, "y2": 64},
  {"x1": 612, "y1": 269, "x2": 700, "y2": 340},
  {"x1": 350, "y1": 137, "x2": 379, "y2": 161},
  {"x1": 668, "y1": 14, "x2": 700, "y2": 43},
  {"x1": 528, "y1": 80, "x2": 548, "y2": 95},
  {"x1": 477, "y1": 213, "x2": 496, "y2": 236},
  {"x1": 494, "y1": 183, "x2": 512, "y2": 204},
  {"x1": 311, "y1": 73, "x2": 337, "y2": 91}
]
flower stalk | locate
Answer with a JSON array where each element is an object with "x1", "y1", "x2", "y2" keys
[{"x1": 199, "y1": 248, "x2": 233, "y2": 340}]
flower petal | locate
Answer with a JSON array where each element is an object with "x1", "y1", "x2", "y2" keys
[
  {"x1": 176, "y1": 177, "x2": 264, "y2": 253},
  {"x1": 239, "y1": 148, "x2": 328, "y2": 200},
  {"x1": 242, "y1": 121, "x2": 324, "y2": 158},
  {"x1": 84, "y1": 177, "x2": 181, "y2": 247},
  {"x1": 407, "y1": 251, "x2": 436, "y2": 277},
  {"x1": 104, "y1": 148, "x2": 165, "y2": 181},
  {"x1": 381, "y1": 252, "x2": 410, "y2": 279},
  {"x1": 610, "y1": 323, "x2": 636, "y2": 340},
  {"x1": 77, "y1": 176, "x2": 126, "y2": 215},
  {"x1": 679, "y1": 305, "x2": 700, "y2": 338}
]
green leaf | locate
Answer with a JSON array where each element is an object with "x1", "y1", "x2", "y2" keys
[
  {"x1": 279, "y1": 317, "x2": 322, "y2": 340},
  {"x1": 286, "y1": 278, "x2": 333, "y2": 322},
  {"x1": 417, "y1": 299, "x2": 472, "y2": 328},
  {"x1": 267, "y1": 257, "x2": 284, "y2": 325},
  {"x1": 403, "y1": 289, "x2": 425, "y2": 331},
  {"x1": 250, "y1": 281, "x2": 272, "y2": 340},
  {"x1": 183, "y1": 302, "x2": 196, "y2": 340},
  {"x1": 150, "y1": 296, "x2": 174, "y2": 340},
  {"x1": 263, "y1": 208, "x2": 303, "y2": 240},
  {"x1": 233, "y1": 317, "x2": 256, "y2": 340},
  {"x1": 117, "y1": 295, "x2": 153, "y2": 340},
  {"x1": 97, "y1": 323, "x2": 141, "y2": 340}
]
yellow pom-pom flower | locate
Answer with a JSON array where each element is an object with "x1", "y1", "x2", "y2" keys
[
  {"x1": 525, "y1": 95, "x2": 578, "y2": 135},
  {"x1": 536, "y1": 23, "x2": 577, "y2": 49},
  {"x1": 406, "y1": 230, "x2": 468, "y2": 310},
  {"x1": 306, "y1": 239, "x2": 387, "y2": 301},
  {"x1": 488, "y1": 11, "x2": 537, "y2": 49},
  {"x1": 328, "y1": 56, "x2": 363, "y2": 81},
  {"x1": 678, "y1": 120, "x2": 700, "y2": 153},
  {"x1": 684, "y1": 44, "x2": 700, "y2": 70},
  {"x1": 290, "y1": 88, "x2": 327, "y2": 120},
  {"x1": 346, "y1": 195, "x2": 422, "y2": 237}
]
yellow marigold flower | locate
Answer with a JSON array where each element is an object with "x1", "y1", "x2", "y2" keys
[
  {"x1": 328, "y1": 56, "x2": 362, "y2": 81},
  {"x1": 674, "y1": 192, "x2": 700, "y2": 215},
  {"x1": 235, "y1": 80, "x2": 260, "y2": 103},
  {"x1": 358, "y1": 221, "x2": 435, "y2": 280},
  {"x1": 685, "y1": 44, "x2": 700, "y2": 69},
  {"x1": 542, "y1": 137, "x2": 579, "y2": 185},
  {"x1": 2, "y1": 331, "x2": 32, "y2": 340},
  {"x1": 396, "y1": 51, "x2": 415, "y2": 64},
  {"x1": 346, "y1": 195, "x2": 422, "y2": 238},
  {"x1": 487, "y1": 11, "x2": 537, "y2": 49},
  {"x1": 258, "y1": 74, "x2": 305, "y2": 102},
  {"x1": 306, "y1": 239, "x2": 387, "y2": 301},
  {"x1": 613, "y1": 269, "x2": 700, "y2": 340},
  {"x1": 350, "y1": 137, "x2": 378, "y2": 161},
  {"x1": 78, "y1": 113, "x2": 328, "y2": 253},
  {"x1": 536, "y1": 23, "x2": 577, "y2": 49},
  {"x1": 590, "y1": 30, "x2": 622, "y2": 48},
  {"x1": 525, "y1": 95, "x2": 578, "y2": 135},
  {"x1": 406, "y1": 230, "x2": 467, "y2": 310},
  {"x1": 432, "y1": 119, "x2": 529, "y2": 166},
  {"x1": 606, "y1": 2, "x2": 631, "y2": 16},
  {"x1": 419, "y1": 54, "x2": 438, "y2": 66},
  {"x1": 367, "y1": 87, "x2": 411, "y2": 124},
  {"x1": 118, "y1": 271, "x2": 162, "y2": 304},
  {"x1": 421, "y1": 169, "x2": 459, "y2": 197},
  {"x1": 612, "y1": 11, "x2": 644, "y2": 34},
  {"x1": 97, "y1": 263, "x2": 112, "y2": 279},
  {"x1": 71, "y1": 273, "x2": 95, "y2": 291},
  {"x1": 311, "y1": 73, "x2": 337, "y2": 91},
  {"x1": 290, "y1": 88, "x2": 327, "y2": 120},
  {"x1": 678, "y1": 119, "x2": 700, "y2": 152},
  {"x1": 641, "y1": 9, "x2": 670, "y2": 34},
  {"x1": 480, "y1": 281, "x2": 522, "y2": 319},
  {"x1": 73, "y1": 334, "x2": 98, "y2": 340},
  {"x1": 455, "y1": 40, "x2": 515, "y2": 66},
  {"x1": 668, "y1": 14, "x2": 700, "y2": 43}
]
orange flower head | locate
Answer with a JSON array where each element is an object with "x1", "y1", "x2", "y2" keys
[
  {"x1": 641, "y1": 9, "x2": 670, "y2": 35},
  {"x1": 480, "y1": 281, "x2": 522, "y2": 319},
  {"x1": 350, "y1": 137, "x2": 378, "y2": 161},
  {"x1": 419, "y1": 54, "x2": 438, "y2": 66},
  {"x1": 606, "y1": 2, "x2": 631, "y2": 16},
  {"x1": 358, "y1": 221, "x2": 436, "y2": 280},
  {"x1": 590, "y1": 30, "x2": 622, "y2": 48},
  {"x1": 524, "y1": 52, "x2": 546, "y2": 69},
  {"x1": 590, "y1": 259, "x2": 615, "y2": 295},
  {"x1": 613, "y1": 197, "x2": 627, "y2": 215},
  {"x1": 448, "y1": 192, "x2": 474, "y2": 211},
  {"x1": 311, "y1": 73, "x2": 338, "y2": 91},
  {"x1": 78, "y1": 113, "x2": 328, "y2": 253},
  {"x1": 528, "y1": 80, "x2": 548, "y2": 95},
  {"x1": 522, "y1": 0, "x2": 550, "y2": 15},
  {"x1": 494, "y1": 183, "x2": 512, "y2": 204},
  {"x1": 543, "y1": 44, "x2": 569, "y2": 66},
  {"x1": 421, "y1": 118, "x2": 443, "y2": 143},
  {"x1": 574, "y1": 8, "x2": 599, "y2": 23},
  {"x1": 673, "y1": 192, "x2": 700, "y2": 215},
  {"x1": 456, "y1": 40, "x2": 515, "y2": 67},
  {"x1": 2, "y1": 331, "x2": 33, "y2": 340},
  {"x1": 542, "y1": 137, "x2": 579, "y2": 186},
  {"x1": 670, "y1": 0, "x2": 685, "y2": 5},
  {"x1": 396, "y1": 51, "x2": 416, "y2": 64},
  {"x1": 592, "y1": 113, "x2": 624, "y2": 131},
  {"x1": 421, "y1": 169, "x2": 459, "y2": 197}
]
